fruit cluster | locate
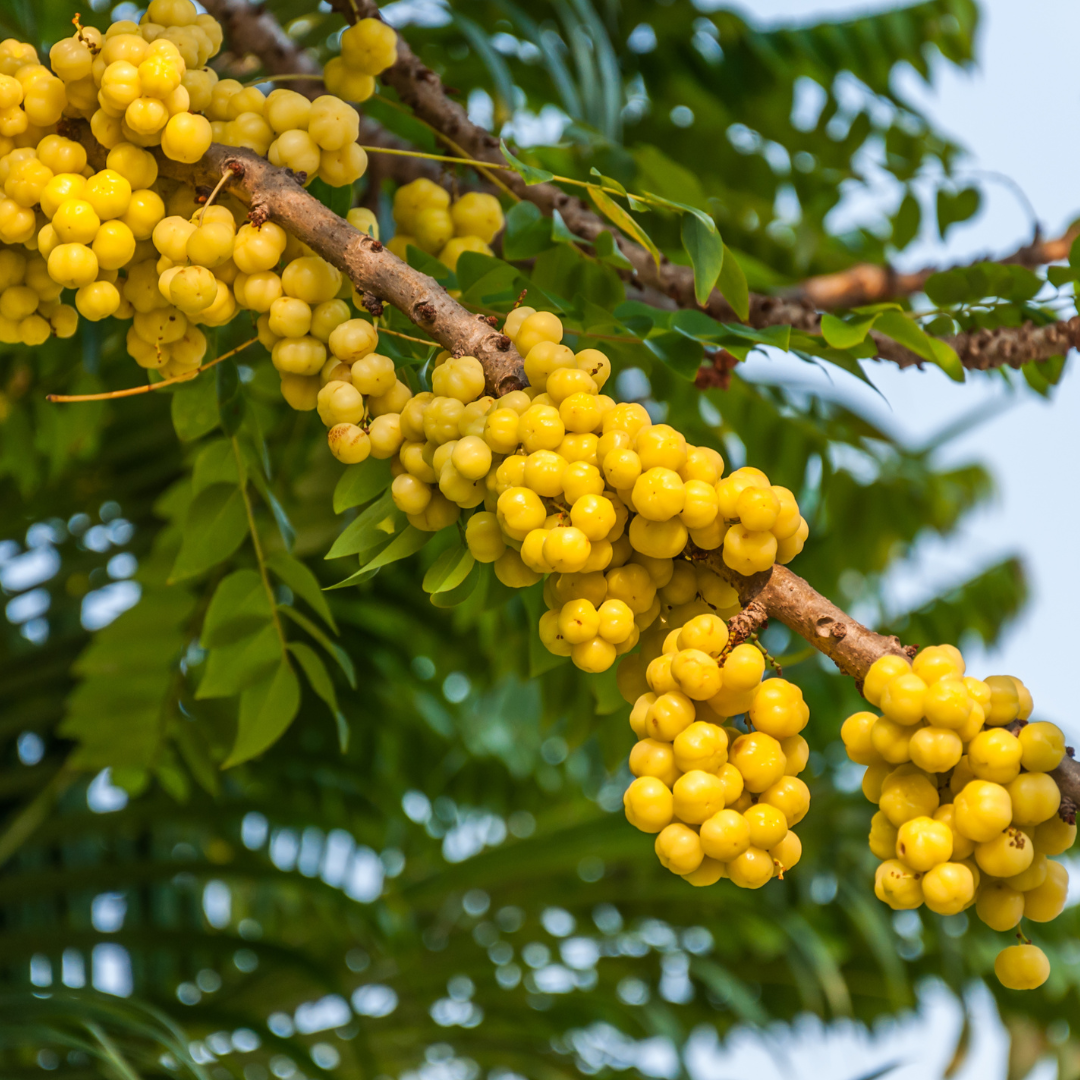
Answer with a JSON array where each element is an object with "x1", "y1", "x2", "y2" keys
[
  {"x1": 841, "y1": 646, "x2": 1075, "y2": 990},
  {"x1": 620, "y1": 610, "x2": 809, "y2": 888},
  {"x1": 386, "y1": 177, "x2": 506, "y2": 271},
  {"x1": 293, "y1": 300, "x2": 807, "y2": 674},
  {"x1": 0, "y1": 4, "x2": 397, "y2": 360}
]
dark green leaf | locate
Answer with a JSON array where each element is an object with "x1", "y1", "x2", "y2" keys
[
  {"x1": 279, "y1": 605, "x2": 356, "y2": 687},
  {"x1": 423, "y1": 543, "x2": 475, "y2": 594},
  {"x1": 890, "y1": 191, "x2": 921, "y2": 250},
  {"x1": 588, "y1": 184, "x2": 660, "y2": 268},
  {"x1": 936, "y1": 186, "x2": 980, "y2": 239},
  {"x1": 223, "y1": 660, "x2": 301, "y2": 768},
  {"x1": 200, "y1": 569, "x2": 272, "y2": 648},
  {"x1": 169, "y1": 483, "x2": 249, "y2": 583},
  {"x1": 406, "y1": 244, "x2": 456, "y2": 287},
  {"x1": 325, "y1": 490, "x2": 401, "y2": 560},
  {"x1": 196, "y1": 624, "x2": 281, "y2": 699},
  {"x1": 646, "y1": 331, "x2": 705, "y2": 380},
  {"x1": 924, "y1": 268, "x2": 970, "y2": 307},
  {"x1": 171, "y1": 374, "x2": 219, "y2": 441},
  {"x1": 718, "y1": 244, "x2": 750, "y2": 322},
  {"x1": 287, "y1": 641, "x2": 347, "y2": 750},
  {"x1": 502, "y1": 201, "x2": 553, "y2": 261},
  {"x1": 680, "y1": 214, "x2": 724, "y2": 306},
  {"x1": 216, "y1": 358, "x2": 244, "y2": 436},
  {"x1": 359, "y1": 524, "x2": 431, "y2": 572},
  {"x1": 551, "y1": 208, "x2": 585, "y2": 244},
  {"x1": 593, "y1": 230, "x2": 633, "y2": 270},
  {"x1": 192, "y1": 438, "x2": 239, "y2": 495},
  {"x1": 429, "y1": 561, "x2": 480, "y2": 608},
  {"x1": 266, "y1": 552, "x2": 337, "y2": 632}
]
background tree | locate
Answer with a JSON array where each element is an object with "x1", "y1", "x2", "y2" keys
[{"x1": 0, "y1": 1, "x2": 1076, "y2": 1078}]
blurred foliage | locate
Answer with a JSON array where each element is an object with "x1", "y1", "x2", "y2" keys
[{"x1": 0, "y1": 0, "x2": 1076, "y2": 1078}]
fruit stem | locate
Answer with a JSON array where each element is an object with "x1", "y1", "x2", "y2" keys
[{"x1": 46, "y1": 337, "x2": 259, "y2": 403}]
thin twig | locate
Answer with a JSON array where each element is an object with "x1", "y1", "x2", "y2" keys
[{"x1": 46, "y1": 337, "x2": 259, "y2": 403}]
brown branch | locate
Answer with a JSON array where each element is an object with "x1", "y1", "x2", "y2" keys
[
  {"x1": 73, "y1": 123, "x2": 525, "y2": 395},
  {"x1": 332, "y1": 1, "x2": 1080, "y2": 375},
  {"x1": 693, "y1": 549, "x2": 1080, "y2": 817},
  {"x1": 789, "y1": 227, "x2": 1080, "y2": 311},
  {"x1": 199, "y1": 0, "x2": 322, "y2": 95}
]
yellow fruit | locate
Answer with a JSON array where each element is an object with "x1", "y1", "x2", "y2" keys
[
  {"x1": 672, "y1": 721, "x2": 727, "y2": 774},
  {"x1": 727, "y1": 846, "x2": 774, "y2": 889},
  {"x1": 863, "y1": 654, "x2": 911, "y2": 707},
  {"x1": 1007, "y1": 772, "x2": 1061, "y2": 827},
  {"x1": 1024, "y1": 859, "x2": 1069, "y2": 922},
  {"x1": 672, "y1": 770, "x2": 726, "y2": 824},
  {"x1": 1018, "y1": 722, "x2": 1066, "y2": 772},
  {"x1": 729, "y1": 731, "x2": 786, "y2": 793},
  {"x1": 967, "y1": 728, "x2": 1023, "y2": 784},
  {"x1": 976, "y1": 881, "x2": 1025, "y2": 930},
  {"x1": 974, "y1": 826, "x2": 1034, "y2": 879},
  {"x1": 623, "y1": 776, "x2": 673, "y2": 834},
  {"x1": 921, "y1": 862, "x2": 974, "y2": 915},
  {"x1": 874, "y1": 859, "x2": 923, "y2": 910},
  {"x1": 994, "y1": 944, "x2": 1049, "y2": 991}
]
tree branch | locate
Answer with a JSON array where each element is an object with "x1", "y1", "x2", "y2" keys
[
  {"x1": 74, "y1": 125, "x2": 527, "y2": 395},
  {"x1": 787, "y1": 227, "x2": 1080, "y2": 311},
  {"x1": 694, "y1": 548, "x2": 1080, "y2": 818},
  {"x1": 332, "y1": 0, "x2": 1079, "y2": 375}
]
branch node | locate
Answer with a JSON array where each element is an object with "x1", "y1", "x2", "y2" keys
[
  {"x1": 361, "y1": 292, "x2": 384, "y2": 317},
  {"x1": 414, "y1": 301, "x2": 437, "y2": 324},
  {"x1": 496, "y1": 334, "x2": 512, "y2": 351},
  {"x1": 247, "y1": 203, "x2": 271, "y2": 228},
  {"x1": 1059, "y1": 796, "x2": 1077, "y2": 827}
]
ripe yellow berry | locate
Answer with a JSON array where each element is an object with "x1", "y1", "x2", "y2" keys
[
  {"x1": 1018, "y1": 722, "x2": 1066, "y2": 772},
  {"x1": 681, "y1": 856, "x2": 726, "y2": 887},
  {"x1": 974, "y1": 826, "x2": 1033, "y2": 879},
  {"x1": 874, "y1": 859, "x2": 924, "y2": 910},
  {"x1": 623, "y1": 776, "x2": 673, "y2": 834},
  {"x1": 908, "y1": 725, "x2": 963, "y2": 773},
  {"x1": 729, "y1": 731, "x2": 786, "y2": 793},
  {"x1": 655, "y1": 823, "x2": 704, "y2": 875},
  {"x1": 863, "y1": 654, "x2": 911, "y2": 707},
  {"x1": 1023, "y1": 860, "x2": 1069, "y2": 922},
  {"x1": 629, "y1": 738, "x2": 680, "y2": 788},
  {"x1": 1007, "y1": 772, "x2": 1061, "y2": 826},
  {"x1": 895, "y1": 815, "x2": 953, "y2": 871},
  {"x1": 749, "y1": 679, "x2": 808, "y2": 739},
  {"x1": 672, "y1": 769, "x2": 726, "y2": 824},
  {"x1": 727, "y1": 846, "x2": 774, "y2": 889},
  {"x1": 921, "y1": 862, "x2": 974, "y2": 916},
  {"x1": 879, "y1": 672, "x2": 927, "y2": 726},
  {"x1": 1034, "y1": 815, "x2": 1076, "y2": 856},
  {"x1": 922, "y1": 677, "x2": 972, "y2": 729},
  {"x1": 933, "y1": 804, "x2": 975, "y2": 861},
  {"x1": 994, "y1": 944, "x2": 1049, "y2": 991},
  {"x1": 869, "y1": 811, "x2": 899, "y2": 860},
  {"x1": 743, "y1": 802, "x2": 788, "y2": 849},
  {"x1": 953, "y1": 779, "x2": 1013, "y2": 842},
  {"x1": 672, "y1": 721, "x2": 727, "y2": 773},
  {"x1": 670, "y1": 649, "x2": 722, "y2": 701},
  {"x1": 759, "y1": 775, "x2": 810, "y2": 825},
  {"x1": 696, "y1": 808, "x2": 746, "y2": 861},
  {"x1": 841, "y1": 711, "x2": 881, "y2": 766},
  {"x1": 967, "y1": 727, "x2": 1023, "y2": 784},
  {"x1": 327, "y1": 423, "x2": 371, "y2": 464},
  {"x1": 976, "y1": 881, "x2": 1025, "y2": 930},
  {"x1": 878, "y1": 766, "x2": 939, "y2": 827},
  {"x1": 645, "y1": 691, "x2": 696, "y2": 742},
  {"x1": 983, "y1": 674, "x2": 1021, "y2": 726}
]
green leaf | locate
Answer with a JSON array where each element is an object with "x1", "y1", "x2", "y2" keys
[
  {"x1": 890, "y1": 191, "x2": 921, "y2": 250},
  {"x1": 820, "y1": 312, "x2": 877, "y2": 350},
  {"x1": 279, "y1": 605, "x2": 356, "y2": 688},
  {"x1": 875, "y1": 310, "x2": 964, "y2": 382},
  {"x1": 499, "y1": 140, "x2": 554, "y2": 185},
  {"x1": 191, "y1": 438, "x2": 239, "y2": 495},
  {"x1": 551, "y1": 208, "x2": 585, "y2": 244},
  {"x1": 936, "y1": 186, "x2": 980, "y2": 239},
  {"x1": 287, "y1": 641, "x2": 347, "y2": 750},
  {"x1": 423, "y1": 543, "x2": 475, "y2": 594},
  {"x1": 680, "y1": 214, "x2": 724, "y2": 306},
  {"x1": 216, "y1": 357, "x2": 244, "y2": 436},
  {"x1": 589, "y1": 167, "x2": 627, "y2": 197},
  {"x1": 325, "y1": 490, "x2": 400, "y2": 560},
  {"x1": 196, "y1": 624, "x2": 281, "y2": 699},
  {"x1": 1069, "y1": 235, "x2": 1080, "y2": 268},
  {"x1": 169, "y1": 483, "x2": 249, "y2": 583},
  {"x1": 501, "y1": 200, "x2": 553, "y2": 261},
  {"x1": 223, "y1": 660, "x2": 301, "y2": 768},
  {"x1": 718, "y1": 244, "x2": 750, "y2": 322},
  {"x1": 266, "y1": 552, "x2": 337, "y2": 632},
  {"x1": 246, "y1": 468, "x2": 295, "y2": 552},
  {"x1": 929, "y1": 338, "x2": 964, "y2": 382},
  {"x1": 646, "y1": 330, "x2": 704, "y2": 380},
  {"x1": 359, "y1": 524, "x2": 430, "y2": 573},
  {"x1": 593, "y1": 230, "x2": 633, "y2": 270},
  {"x1": 588, "y1": 184, "x2": 661, "y2": 268},
  {"x1": 429, "y1": 562, "x2": 480, "y2": 608},
  {"x1": 200, "y1": 569, "x2": 272, "y2": 647},
  {"x1": 1046, "y1": 265, "x2": 1080, "y2": 288},
  {"x1": 171, "y1": 374, "x2": 218, "y2": 442},
  {"x1": 924, "y1": 268, "x2": 970, "y2": 307}
]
